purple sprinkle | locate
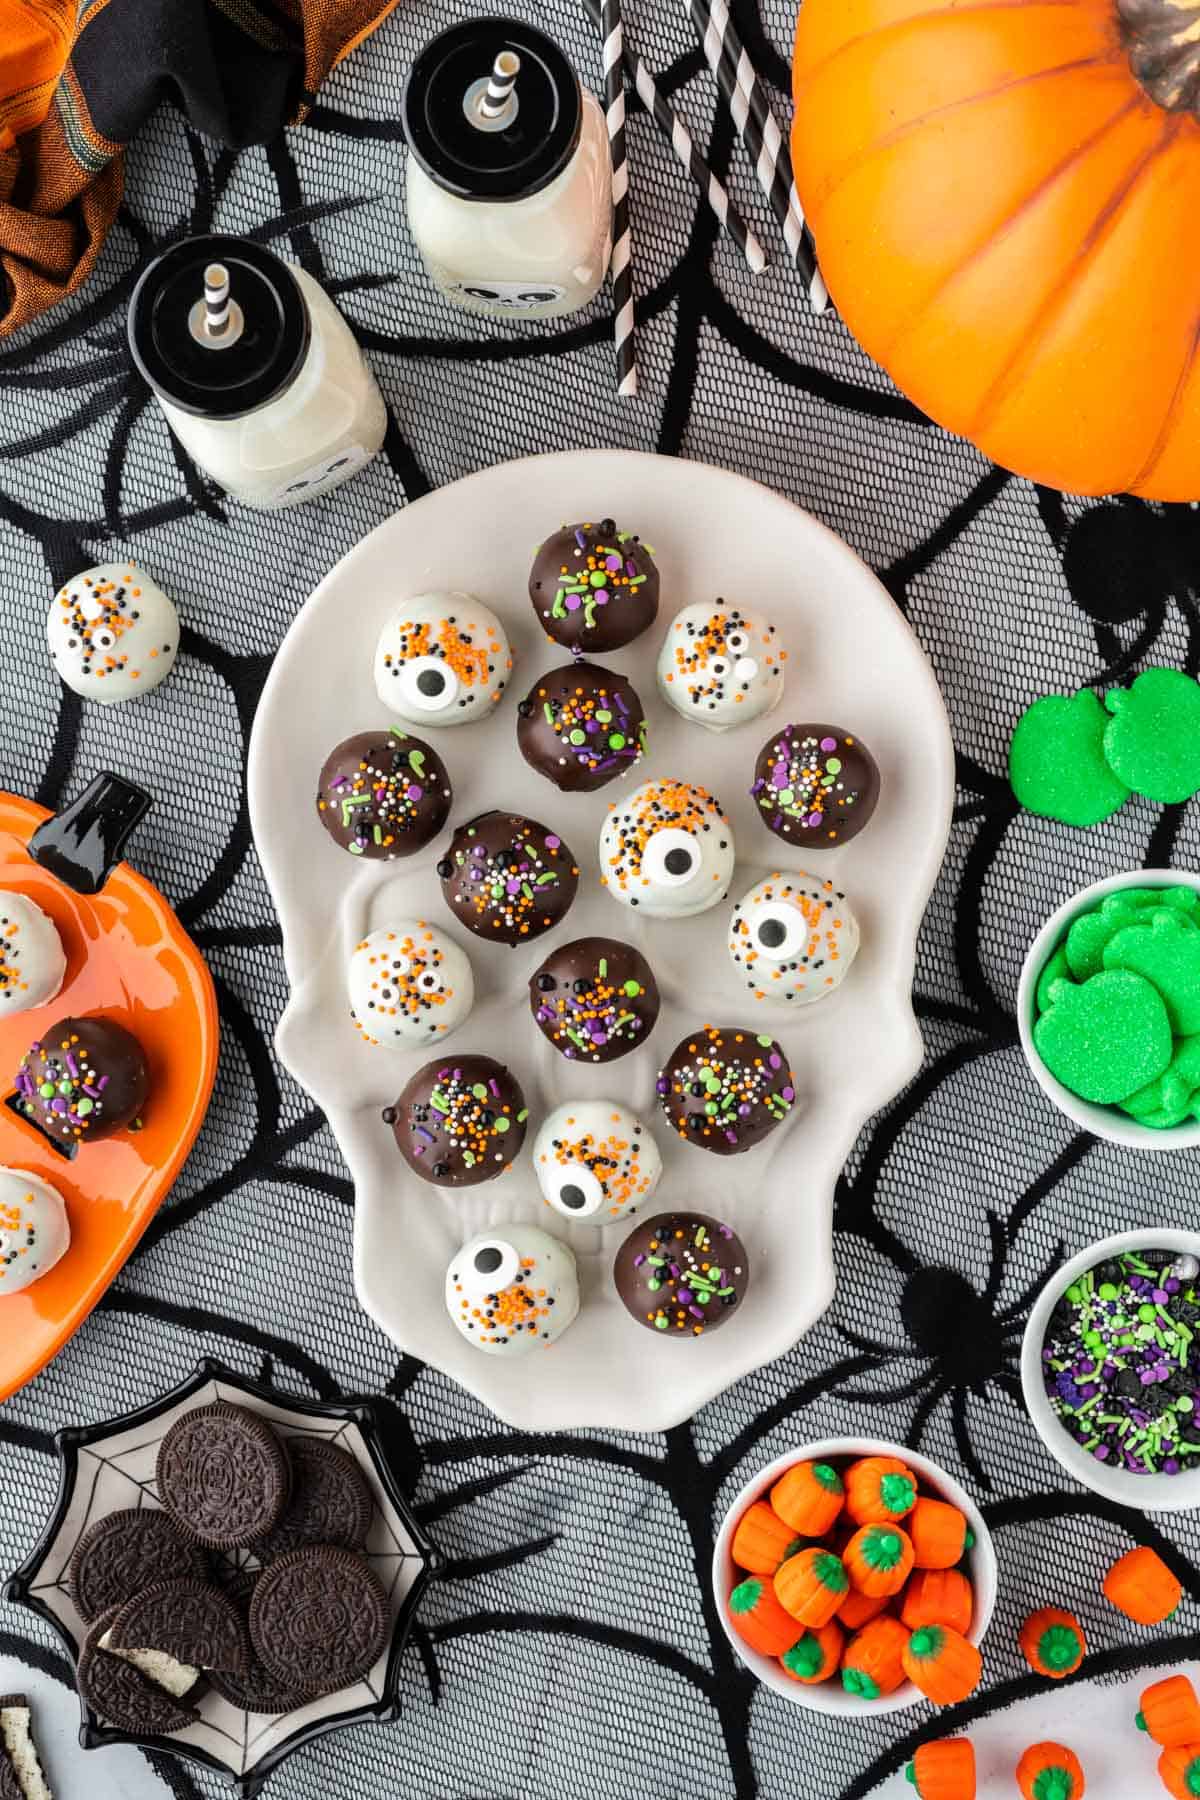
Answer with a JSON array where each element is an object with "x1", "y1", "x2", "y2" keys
[
  {"x1": 575, "y1": 529, "x2": 587, "y2": 549},
  {"x1": 725, "y1": 1129, "x2": 738, "y2": 1143},
  {"x1": 633, "y1": 1252, "x2": 647, "y2": 1268},
  {"x1": 677, "y1": 1287, "x2": 694, "y2": 1305},
  {"x1": 565, "y1": 594, "x2": 582, "y2": 611},
  {"x1": 489, "y1": 1079, "x2": 500, "y2": 1098},
  {"x1": 738, "y1": 1103, "x2": 752, "y2": 1117},
  {"x1": 544, "y1": 835, "x2": 561, "y2": 849},
  {"x1": 820, "y1": 736, "x2": 837, "y2": 752},
  {"x1": 416, "y1": 1127, "x2": 435, "y2": 1143},
  {"x1": 1092, "y1": 1444, "x2": 1110, "y2": 1461},
  {"x1": 768, "y1": 1052, "x2": 782, "y2": 1070},
  {"x1": 688, "y1": 1305, "x2": 706, "y2": 1321},
  {"x1": 656, "y1": 1077, "x2": 669, "y2": 1095},
  {"x1": 407, "y1": 784, "x2": 423, "y2": 801},
  {"x1": 65, "y1": 1054, "x2": 79, "y2": 1078},
  {"x1": 782, "y1": 1086, "x2": 796, "y2": 1102},
  {"x1": 605, "y1": 553, "x2": 621, "y2": 572}
]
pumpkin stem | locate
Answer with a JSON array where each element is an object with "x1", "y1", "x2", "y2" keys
[
  {"x1": 1032, "y1": 1770, "x2": 1075, "y2": 1800},
  {"x1": 782, "y1": 1633, "x2": 823, "y2": 1679},
  {"x1": 1117, "y1": 0, "x2": 1200, "y2": 115}
]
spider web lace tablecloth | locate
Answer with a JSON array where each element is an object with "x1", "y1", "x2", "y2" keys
[{"x1": 1, "y1": 3, "x2": 1196, "y2": 1797}]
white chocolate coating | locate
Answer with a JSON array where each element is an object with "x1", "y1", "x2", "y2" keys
[
  {"x1": 728, "y1": 871, "x2": 860, "y2": 1005},
  {"x1": 374, "y1": 592, "x2": 512, "y2": 726},
  {"x1": 47, "y1": 562, "x2": 178, "y2": 703},
  {"x1": 599, "y1": 778, "x2": 735, "y2": 919},
  {"x1": 657, "y1": 601, "x2": 785, "y2": 732},
  {"x1": 0, "y1": 1169, "x2": 70, "y2": 1294},
  {"x1": 0, "y1": 891, "x2": 66, "y2": 1015},
  {"x1": 349, "y1": 920, "x2": 474, "y2": 1047},
  {"x1": 446, "y1": 1223, "x2": 579, "y2": 1355},
  {"x1": 532, "y1": 1101, "x2": 663, "y2": 1227}
]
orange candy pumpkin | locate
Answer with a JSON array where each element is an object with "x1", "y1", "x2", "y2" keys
[
  {"x1": 902, "y1": 1624, "x2": 982, "y2": 1707},
  {"x1": 779, "y1": 1618, "x2": 844, "y2": 1685},
  {"x1": 901, "y1": 1568, "x2": 973, "y2": 1637},
  {"x1": 1105, "y1": 1546, "x2": 1182, "y2": 1626},
  {"x1": 791, "y1": 0, "x2": 1200, "y2": 499},
  {"x1": 844, "y1": 1523, "x2": 914, "y2": 1598},
  {"x1": 1138, "y1": 1676, "x2": 1200, "y2": 1748},
  {"x1": 731, "y1": 1500, "x2": 800, "y2": 1576},
  {"x1": 843, "y1": 1454, "x2": 917, "y2": 1526},
  {"x1": 1019, "y1": 1608, "x2": 1086, "y2": 1681},
  {"x1": 841, "y1": 1614, "x2": 910, "y2": 1699},
  {"x1": 838, "y1": 1585, "x2": 891, "y2": 1631},
  {"x1": 907, "y1": 1739, "x2": 977, "y2": 1800},
  {"x1": 774, "y1": 1546, "x2": 849, "y2": 1627},
  {"x1": 908, "y1": 1496, "x2": 969, "y2": 1570},
  {"x1": 771, "y1": 1459, "x2": 845, "y2": 1538},
  {"x1": 1015, "y1": 1742, "x2": 1086, "y2": 1800},
  {"x1": 1158, "y1": 1744, "x2": 1200, "y2": 1800},
  {"x1": 726, "y1": 1575, "x2": 802, "y2": 1658}
]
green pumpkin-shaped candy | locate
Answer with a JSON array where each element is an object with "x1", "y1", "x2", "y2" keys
[{"x1": 1034, "y1": 970, "x2": 1172, "y2": 1104}]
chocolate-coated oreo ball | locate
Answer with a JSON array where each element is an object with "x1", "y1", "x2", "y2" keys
[
  {"x1": 529, "y1": 519, "x2": 659, "y2": 655},
  {"x1": 657, "y1": 1025, "x2": 795, "y2": 1155},
  {"x1": 517, "y1": 661, "x2": 647, "y2": 793},
  {"x1": 14, "y1": 1015, "x2": 149, "y2": 1148},
  {"x1": 383, "y1": 1053, "x2": 527, "y2": 1187},
  {"x1": 529, "y1": 936, "x2": 659, "y2": 1064},
  {"x1": 614, "y1": 1212, "x2": 750, "y2": 1337},
  {"x1": 317, "y1": 727, "x2": 451, "y2": 859},
  {"x1": 438, "y1": 812, "x2": 579, "y2": 947},
  {"x1": 751, "y1": 723, "x2": 880, "y2": 849}
]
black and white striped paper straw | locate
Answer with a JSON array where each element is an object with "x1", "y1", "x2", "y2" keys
[
  {"x1": 601, "y1": 0, "x2": 638, "y2": 397},
  {"x1": 582, "y1": 0, "x2": 764, "y2": 274},
  {"x1": 687, "y1": 0, "x2": 828, "y2": 311},
  {"x1": 479, "y1": 50, "x2": 521, "y2": 119},
  {"x1": 203, "y1": 263, "x2": 231, "y2": 336}
]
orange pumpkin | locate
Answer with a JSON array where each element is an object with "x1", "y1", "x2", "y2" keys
[
  {"x1": 844, "y1": 1454, "x2": 917, "y2": 1526},
  {"x1": 844, "y1": 1523, "x2": 915, "y2": 1598},
  {"x1": 774, "y1": 1546, "x2": 849, "y2": 1627},
  {"x1": 907, "y1": 1739, "x2": 977, "y2": 1800},
  {"x1": 726, "y1": 1575, "x2": 802, "y2": 1658},
  {"x1": 841, "y1": 1614, "x2": 910, "y2": 1699},
  {"x1": 1015, "y1": 1742, "x2": 1086, "y2": 1800},
  {"x1": 908, "y1": 1496, "x2": 969, "y2": 1570},
  {"x1": 771, "y1": 1459, "x2": 845, "y2": 1537},
  {"x1": 779, "y1": 1618, "x2": 844, "y2": 1685},
  {"x1": 901, "y1": 1568, "x2": 973, "y2": 1637},
  {"x1": 1105, "y1": 1546, "x2": 1182, "y2": 1625},
  {"x1": 1138, "y1": 1676, "x2": 1200, "y2": 1748},
  {"x1": 1019, "y1": 1608, "x2": 1086, "y2": 1681},
  {"x1": 838, "y1": 1584, "x2": 891, "y2": 1631},
  {"x1": 1158, "y1": 1744, "x2": 1200, "y2": 1800},
  {"x1": 902, "y1": 1624, "x2": 982, "y2": 1706},
  {"x1": 732, "y1": 1500, "x2": 801, "y2": 1576},
  {"x1": 791, "y1": 0, "x2": 1200, "y2": 500}
]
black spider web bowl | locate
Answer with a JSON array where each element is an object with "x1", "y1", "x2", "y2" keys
[
  {"x1": 711, "y1": 1436, "x2": 997, "y2": 1715},
  {"x1": 4, "y1": 1357, "x2": 441, "y2": 1795}
]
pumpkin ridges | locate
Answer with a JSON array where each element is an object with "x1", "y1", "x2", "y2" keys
[{"x1": 1129, "y1": 301, "x2": 1200, "y2": 491}]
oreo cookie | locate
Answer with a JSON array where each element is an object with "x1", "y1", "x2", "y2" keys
[
  {"x1": 252, "y1": 1439, "x2": 373, "y2": 1560},
  {"x1": 109, "y1": 1577, "x2": 249, "y2": 1674},
  {"x1": 69, "y1": 1506, "x2": 205, "y2": 1622},
  {"x1": 77, "y1": 1607, "x2": 200, "y2": 1737},
  {"x1": 249, "y1": 1546, "x2": 389, "y2": 1696},
  {"x1": 207, "y1": 1574, "x2": 314, "y2": 1715},
  {"x1": 156, "y1": 1402, "x2": 289, "y2": 1549}
]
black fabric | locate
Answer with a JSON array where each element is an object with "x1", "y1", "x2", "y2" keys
[{"x1": 2, "y1": 1, "x2": 1198, "y2": 1796}]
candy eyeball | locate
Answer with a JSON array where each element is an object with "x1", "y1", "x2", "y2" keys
[
  {"x1": 728, "y1": 873, "x2": 860, "y2": 1006},
  {"x1": 47, "y1": 562, "x2": 178, "y2": 705},
  {"x1": 532, "y1": 1101, "x2": 663, "y2": 1228},
  {"x1": 599, "y1": 778, "x2": 735, "y2": 919},
  {"x1": 348, "y1": 920, "x2": 474, "y2": 1046},
  {"x1": 656, "y1": 601, "x2": 785, "y2": 733},
  {"x1": 445, "y1": 1222, "x2": 580, "y2": 1354},
  {"x1": 374, "y1": 592, "x2": 512, "y2": 727}
]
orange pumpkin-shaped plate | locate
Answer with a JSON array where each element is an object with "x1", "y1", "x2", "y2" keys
[{"x1": 0, "y1": 778, "x2": 218, "y2": 1401}]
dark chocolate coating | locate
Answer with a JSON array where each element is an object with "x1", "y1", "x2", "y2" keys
[
  {"x1": 614, "y1": 1212, "x2": 750, "y2": 1337},
  {"x1": 656, "y1": 1025, "x2": 796, "y2": 1155},
  {"x1": 528, "y1": 519, "x2": 659, "y2": 654},
  {"x1": 383, "y1": 1052, "x2": 527, "y2": 1186},
  {"x1": 316, "y1": 727, "x2": 451, "y2": 860},
  {"x1": 529, "y1": 936, "x2": 659, "y2": 1064},
  {"x1": 751, "y1": 722, "x2": 880, "y2": 849},
  {"x1": 517, "y1": 661, "x2": 647, "y2": 793},
  {"x1": 13, "y1": 1015, "x2": 148, "y2": 1146},
  {"x1": 438, "y1": 811, "x2": 579, "y2": 946}
]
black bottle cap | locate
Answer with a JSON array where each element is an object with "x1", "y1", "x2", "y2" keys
[
  {"x1": 127, "y1": 234, "x2": 310, "y2": 420},
  {"x1": 402, "y1": 18, "x2": 582, "y2": 202},
  {"x1": 28, "y1": 772, "x2": 152, "y2": 895}
]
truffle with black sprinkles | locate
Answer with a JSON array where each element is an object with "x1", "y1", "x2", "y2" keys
[
  {"x1": 47, "y1": 561, "x2": 178, "y2": 704},
  {"x1": 14, "y1": 1015, "x2": 148, "y2": 1148},
  {"x1": 517, "y1": 661, "x2": 647, "y2": 793},
  {"x1": 599, "y1": 777, "x2": 734, "y2": 918},
  {"x1": 0, "y1": 892, "x2": 66, "y2": 1015},
  {"x1": 445, "y1": 1222, "x2": 580, "y2": 1354},
  {"x1": 529, "y1": 519, "x2": 659, "y2": 654},
  {"x1": 383, "y1": 1053, "x2": 527, "y2": 1186},
  {"x1": 656, "y1": 1025, "x2": 796, "y2": 1155},
  {"x1": 348, "y1": 919, "x2": 474, "y2": 1046},
  {"x1": 528, "y1": 935, "x2": 659, "y2": 1063},
  {"x1": 752, "y1": 723, "x2": 880, "y2": 848},
  {"x1": 656, "y1": 600, "x2": 785, "y2": 732},
  {"x1": 316, "y1": 727, "x2": 451, "y2": 860},
  {"x1": 728, "y1": 872, "x2": 860, "y2": 1005},
  {"x1": 438, "y1": 811, "x2": 579, "y2": 946},
  {"x1": 614, "y1": 1211, "x2": 750, "y2": 1336}
]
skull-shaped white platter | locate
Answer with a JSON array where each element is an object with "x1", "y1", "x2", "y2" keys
[{"x1": 247, "y1": 451, "x2": 954, "y2": 1431}]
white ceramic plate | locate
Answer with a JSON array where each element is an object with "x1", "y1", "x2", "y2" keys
[{"x1": 247, "y1": 451, "x2": 954, "y2": 1431}]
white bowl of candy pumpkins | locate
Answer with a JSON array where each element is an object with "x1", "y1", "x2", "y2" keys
[{"x1": 712, "y1": 1437, "x2": 997, "y2": 1715}]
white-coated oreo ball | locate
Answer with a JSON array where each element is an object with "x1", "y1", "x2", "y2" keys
[
  {"x1": 532, "y1": 1100, "x2": 662, "y2": 1228},
  {"x1": 0, "y1": 1168, "x2": 70, "y2": 1294},
  {"x1": 47, "y1": 562, "x2": 178, "y2": 704},
  {"x1": 373, "y1": 592, "x2": 512, "y2": 727},
  {"x1": 0, "y1": 892, "x2": 66, "y2": 1014},
  {"x1": 445, "y1": 1223, "x2": 579, "y2": 1355},
  {"x1": 728, "y1": 871, "x2": 860, "y2": 1005},
  {"x1": 349, "y1": 920, "x2": 473, "y2": 1047},
  {"x1": 599, "y1": 778, "x2": 734, "y2": 919},
  {"x1": 656, "y1": 600, "x2": 785, "y2": 732}
]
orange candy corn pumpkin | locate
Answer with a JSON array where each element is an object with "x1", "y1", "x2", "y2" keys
[
  {"x1": 841, "y1": 1614, "x2": 910, "y2": 1699},
  {"x1": 844, "y1": 1523, "x2": 914, "y2": 1598},
  {"x1": 902, "y1": 1624, "x2": 982, "y2": 1706},
  {"x1": 1105, "y1": 1546, "x2": 1182, "y2": 1626},
  {"x1": 901, "y1": 1568, "x2": 973, "y2": 1637},
  {"x1": 731, "y1": 1500, "x2": 800, "y2": 1576},
  {"x1": 779, "y1": 1618, "x2": 844, "y2": 1685},
  {"x1": 838, "y1": 1585, "x2": 891, "y2": 1630},
  {"x1": 774, "y1": 1546, "x2": 849, "y2": 1627},
  {"x1": 726, "y1": 1575, "x2": 801, "y2": 1658},
  {"x1": 844, "y1": 1454, "x2": 917, "y2": 1526},
  {"x1": 770, "y1": 1459, "x2": 845, "y2": 1537},
  {"x1": 1138, "y1": 1676, "x2": 1200, "y2": 1748},
  {"x1": 906, "y1": 1739, "x2": 977, "y2": 1800},
  {"x1": 1019, "y1": 1608, "x2": 1085, "y2": 1681},
  {"x1": 1158, "y1": 1744, "x2": 1200, "y2": 1800},
  {"x1": 1015, "y1": 1743, "x2": 1085, "y2": 1800},
  {"x1": 908, "y1": 1496, "x2": 969, "y2": 1570}
]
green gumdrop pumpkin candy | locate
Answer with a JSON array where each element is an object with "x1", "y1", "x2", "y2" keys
[
  {"x1": 1066, "y1": 889, "x2": 1200, "y2": 981},
  {"x1": 1103, "y1": 668, "x2": 1200, "y2": 803},
  {"x1": 1120, "y1": 1032, "x2": 1200, "y2": 1125},
  {"x1": 1009, "y1": 690, "x2": 1131, "y2": 826},
  {"x1": 1103, "y1": 910, "x2": 1200, "y2": 1037},
  {"x1": 1100, "y1": 886, "x2": 1200, "y2": 918},
  {"x1": 1034, "y1": 970, "x2": 1172, "y2": 1104},
  {"x1": 1036, "y1": 944, "x2": 1074, "y2": 1012}
]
